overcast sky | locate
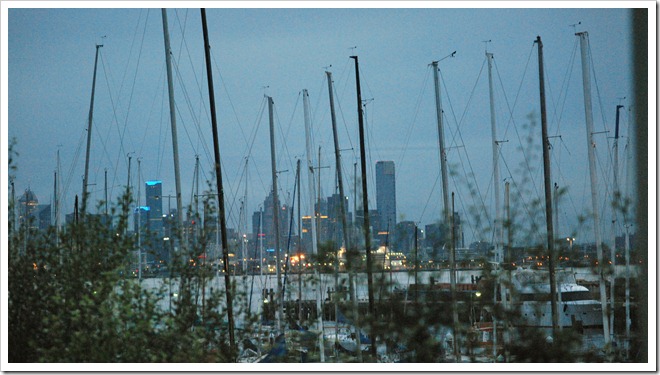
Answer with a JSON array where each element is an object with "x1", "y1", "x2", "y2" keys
[{"x1": 4, "y1": 2, "x2": 645, "y2": 246}]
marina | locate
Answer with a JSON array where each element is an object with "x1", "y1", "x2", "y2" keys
[{"x1": 6, "y1": 4, "x2": 650, "y2": 367}]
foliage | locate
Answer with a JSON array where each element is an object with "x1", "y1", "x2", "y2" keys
[{"x1": 8, "y1": 144, "x2": 237, "y2": 362}]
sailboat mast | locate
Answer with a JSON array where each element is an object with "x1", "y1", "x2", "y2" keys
[
  {"x1": 486, "y1": 52, "x2": 502, "y2": 263},
  {"x1": 200, "y1": 8, "x2": 236, "y2": 357},
  {"x1": 576, "y1": 31, "x2": 610, "y2": 345},
  {"x1": 302, "y1": 89, "x2": 326, "y2": 362},
  {"x1": 194, "y1": 155, "x2": 200, "y2": 247},
  {"x1": 55, "y1": 149, "x2": 61, "y2": 238},
  {"x1": 610, "y1": 104, "x2": 623, "y2": 338},
  {"x1": 432, "y1": 59, "x2": 459, "y2": 362},
  {"x1": 350, "y1": 55, "x2": 377, "y2": 360},
  {"x1": 623, "y1": 112, "x2": 632, "y2": 352},
  {"x1": 243, "y1": 157, "x2": 249, "y2": 274},
  {"x1": 53, "y1": 169, "x2": 57, "y2": 235},
  {"x1": 137, "y1": 158, "x2": 142, "y2": 281},
  {"x1": 297, "y1": 159, "x2": 303, "y2": 324},
  {"x1": 104, "y1": 168, "x2": 108, "y2": 218},
  {"x1": 431, "y1": 61, "x2": 451, "y2": 235},
  {"x1": 327, "y1": 71, "x2": 362, "y2": 361},
  {"x1": 81, "y1": 44, "x2": 103, "y2": 218},
  {"x1": 535, "y1": 35, "x2": 559, "y2": 337},
  {"x1": 161, "y1": 9, "x2": 184, "y2": 245},
  {"x1": 267, "y1": 96, "x2": 284, "y2": 334}
]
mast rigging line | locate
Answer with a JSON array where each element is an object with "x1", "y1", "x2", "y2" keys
[
  {"x1": 171, "y1": 55, "x2": 213, "y2": 165},
  {"x1": 495, "y1": 43, "x2": 544, "y2": 206},
  {"x1": 60, "y1": 126, "x2": 87, "y2": 215},
  {"x1": 98, "y1": 50, "x2": 136, "y2": 204},
  {"x1": 201, "y1": 23, "x2": 272, "y2": 215},
  {"x1": 114, "y1": 9, "x2": 148, "y2": 117},
  {"x1": 548, "y1": 37, "x2": 579, "y2": 140},
  {"x1": 274, "y1": 94, "x2": 300, "y2": 192},
  {"x1": 97, "y1": 55, "x2": 132, "y2": 193},
  {"x1": 437, "y1": 66, "x2": 489, "y2": 235},
  {"x1": 498, "y1": 150, "x2": 546, "y2": 245},
  {"x1": 96, "y1": 12, "x2": 151, "y2": 206},
  {"x1": 547, "y1": 139, "x2": 583, "y2": 235},
  {"x1": 394, "y1": 64, "x2": 432, "y2": 172},
  {"x1": 330, "y1": 59, "x2": 359, "y2": 163}
]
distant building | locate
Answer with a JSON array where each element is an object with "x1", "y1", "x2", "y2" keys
[
  {"x1": 393, "y1": 220, "x2": 422, "y2": 256},
  {"x1": 18, "y1": 188, "x2": 51, "y2": 231},
  {"x1": 354, "y1": 208, "x2": 380, "y2": 250},
  {"x1": 252, "y1": 190, "x2": 291, "y2": 251},
  {"x1": 375, "y1": 161, "x2": 396, "y2": 240},
  {"x1": 145, "y1": 180, "x2": 163, "y2": 240},
  {"x1": 424, "y1": 211, "x2": 462, "y2": 261}
]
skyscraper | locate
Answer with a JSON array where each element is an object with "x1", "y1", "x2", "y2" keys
[
  {"x1": 375, "y1": 161, "x2": 396, "y2": 236},
  {"x1": 145, "y1": 180, "x2": 164, "y2": 263},
  {"x1": 145, "y1": 180, "x2": 163, "y2": 239}
]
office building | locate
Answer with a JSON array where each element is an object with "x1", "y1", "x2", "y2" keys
[{"x1": 376, "y1": 161, "x2": 396, "y2": 244}]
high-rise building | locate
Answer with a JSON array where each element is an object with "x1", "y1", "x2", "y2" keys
[
  {"x1": 144, "y1": 180, "x2": 164, "y2": 263},
  {"x1": 18, "y1": 188, "x2": 51, "y2": 231},
  {"x1": 376, "y1": 161, "x2": 396, "y2": 241},
  {"x1": 253, "y1": 190, "x2": 290, "y2": 251},
  {"x1": 145, "y1": 180, "x2": 163, "y2": 239}
]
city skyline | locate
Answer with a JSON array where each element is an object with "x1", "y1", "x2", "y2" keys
[{"x1": 5, "y1": 4, "x2": 641, "y2": 248}]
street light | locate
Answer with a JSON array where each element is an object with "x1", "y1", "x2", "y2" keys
[{"x1": 566, "y1": 237, "x2": 575, "y2": 255}]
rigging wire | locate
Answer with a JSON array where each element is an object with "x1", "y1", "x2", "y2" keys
[
  {"x1": 98, "y1": 49, "x2": 135, "y2": 202},
  {"x1": 60, "y1": 124, "x2": 87, "y2": 211},
  {"x1": 418, "y1": 171, "x2": 440, "y2": 225},
  {"x1": 171, "y1": 55, "x2": 212, "y2": 163},
  {"x1": 499, "y1": 155, "x2": 546, "y2": 245},
  {"x1": 497, "y1": 43, "x2": 542, "y2": 203},
  {"x1": 438, "y1": 66, "x2": 488, "y2": 238},
  {"x1": 395, "y1": 64, "x2": 432, "y2": 168}
]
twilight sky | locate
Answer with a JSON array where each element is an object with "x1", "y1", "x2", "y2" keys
[{"x1": 4, "y1": 2, "x2": 645, "y2": 246}]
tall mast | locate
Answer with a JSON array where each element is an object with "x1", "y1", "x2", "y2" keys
[
  {"x1": 104, "y1": 168, "x2": 108, "y2": 218},
  {"x1": 10, "y1": 179, "x2": 15, "y2": 236},
  {"x1": 317, "y1": 146, "x2": 322, "y2": 246},
  {"x1": 161, "y1": 9, "x2": 184, "y2": 246},
  {"x1": 243, "y1": 158, "x2": 249, "y2": 274},
  {"x1": 535, "y1": 35, "x2": 559, "y2": 337},
  {"x1": 267, "y1": 96, "x2": 284, "y2": 334},
  {"x1": 486, "y1": 52, "x2": 502, "y2": 264},
  {"x1": 327, "y1": 71, "x2": 362, "y2": 361},
  {"x1": 431, "y1": 61, "x2": 451, "y2": 239},
  {"x1": 81, "y1": 44, "x2": 103, "y2": 217},
  {"x1": 554, "y1": 183, "x2": 560, "y2": 245},
  {"x1": 610, "y1": 104, "x2": 624, "y2": 339},
  {"x1": 623, "y1": 108, "x2": 632, "y2": 353},
  {"x1": 350, "y1": 55, "x2": 377, "y2": 360},
  {"x1": 137, "y1": 158, "x2": 142, "y2": 281},
  {"x1": 576, "y1": 31, "x2": 610, "y2": 345},
  {"x1": 297, "y1": 159, "x2": 303, "y2": 324},
  {"x1": 432, "y1": 59, "x2": 458, "y2": 362},
  {"x1": 53, "y1": 169, "x2": 57, "y2": 235},
  {"x1": 302, "y1": 89, "x2": 326, "y2": 362},
  {"x1": 54, "y1": 149, "x2": 61, "y2": 238},
  {"x1": 353, "y1": 162, "x2": 357, "y2": 228},
  {"x1": 194, "y1": 155, "x2": 200, "y2": 247},
  {"x1": 200, "y1": 8, "x2": 236, "y2": 357},
  {"x1": 126, "y1": 154, "x2": 132, "y2": 228}
]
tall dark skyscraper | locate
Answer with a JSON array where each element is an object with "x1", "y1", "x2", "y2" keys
[
  {"x1": 145, "y1": 180, "x2": 163, "y2": 239},
  {"x1": 376, "y1": 161, "x2": 396, "y2": 235}
]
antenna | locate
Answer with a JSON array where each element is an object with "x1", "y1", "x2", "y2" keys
[
  {"x1": 569, "y1": 21, "x2": 582, "y2": 32},
  {"x1": 482, "y1": 39, "x2": 492, "y2": 52}
]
